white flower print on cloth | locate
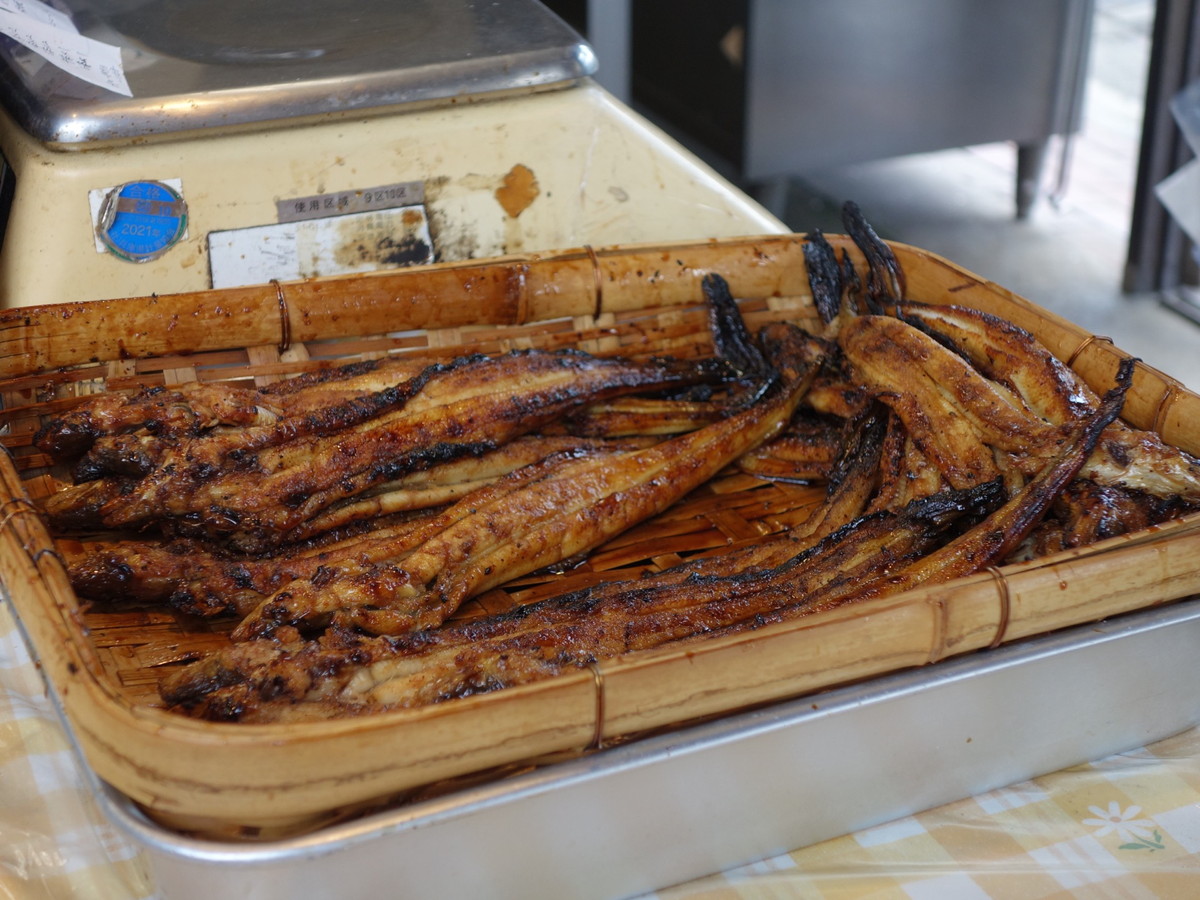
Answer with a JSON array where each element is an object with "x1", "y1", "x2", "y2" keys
[{"x1": 1082, "y1": 801, "x2": 1166, "y2": 851}]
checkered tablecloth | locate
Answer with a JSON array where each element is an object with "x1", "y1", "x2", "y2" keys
[
  {"x1": 3, "y1": 593, "x2": 1200, "y2": 900},
  {"x1": 0, "y1": 600, "x2": 153, "y2": 899},
  {"x1": 649, "y1": 728, "x2": 1200, "y2": 900}
]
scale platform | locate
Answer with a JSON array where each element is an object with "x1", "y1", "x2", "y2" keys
[{"x1": 0, "y1": 0, "x2": 597, "y2": 145}]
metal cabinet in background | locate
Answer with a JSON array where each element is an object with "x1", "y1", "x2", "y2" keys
[{"x1": 558, "y1": 0, "x2": 1096, "y2": 220}]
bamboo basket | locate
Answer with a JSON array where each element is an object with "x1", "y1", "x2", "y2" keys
[{"x1": 3, "y1": 234, "x2": 1200, "y2": 840}]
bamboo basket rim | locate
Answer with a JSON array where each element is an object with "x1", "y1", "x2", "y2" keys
[{"x1": 1, "y1": 232, "x2": 1182, "y2": 435}]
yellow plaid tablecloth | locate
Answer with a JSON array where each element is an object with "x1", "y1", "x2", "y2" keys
[
  {"x1": 650, "y1": 729, "x2": 1200, "y2": 900},
  {"x1": 3, "y1": 594, "x2": 1199, "y2": 900},
  {"x1": 0, "y1": 599, "x2": 154, "y2": 900}
]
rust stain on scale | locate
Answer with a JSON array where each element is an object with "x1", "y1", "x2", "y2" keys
[{"x1": 495, "y1": 164, "x2": 540, "y2": 218}]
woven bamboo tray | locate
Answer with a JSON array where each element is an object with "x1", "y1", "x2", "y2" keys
[{"x1": 3, "y1": 234, "x2": 1200, "y2": 840}]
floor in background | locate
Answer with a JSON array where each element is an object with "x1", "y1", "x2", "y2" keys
[{"x1": 772, "y1": 0, "x2": 1200, "y2": 392}]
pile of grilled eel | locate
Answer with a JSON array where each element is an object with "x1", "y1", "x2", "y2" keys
[{"x1": 33, "y1": 203, "x2": 1200, "y2": 724}]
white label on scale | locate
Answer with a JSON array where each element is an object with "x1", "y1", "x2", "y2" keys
[
  {"x1": 277, "y1": 182, "x2": 426, "y2": 224},
  {"x1": 0, "y1": 0, "x2": 132, "y2": 96},
  {"x1": 207, "y1": 205, "x2": 435, "y2": 290}
]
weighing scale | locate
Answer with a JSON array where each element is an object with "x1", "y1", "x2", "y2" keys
[{"x1": 0, "y1": 0, "x2": 782, "y2": 307}]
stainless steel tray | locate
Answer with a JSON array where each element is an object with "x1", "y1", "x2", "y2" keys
[{"x1": 90, "y1": 597, "x2": 1200, "y2": 900}]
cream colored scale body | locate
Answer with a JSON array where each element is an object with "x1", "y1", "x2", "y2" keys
[{"x1": 0, "y1": 82, "x2": 784, "y2": 308}]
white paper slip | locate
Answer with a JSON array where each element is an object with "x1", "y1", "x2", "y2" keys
[
  {"x1": 1156, "y1": 158, "x2": 1200, "y2": 248},
  {"x1": 0, "y1": 0, "x2": 75, "y2": 31},
  {"x1": 0, "y1": 1, "x2": 131, "y2": 97}
]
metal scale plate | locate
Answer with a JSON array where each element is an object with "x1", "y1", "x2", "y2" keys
[{"x1": 0, "y1": 0, "x2": 597, "y2": 145}]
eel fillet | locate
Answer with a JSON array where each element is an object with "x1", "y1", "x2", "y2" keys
[
  {"x1": 838, "y1": 315, "x2": 1048, "y2": 490},
  {"x1": 159, "y1": 479, "x2": 1004, "y2": 722},
  {"x1": 34, "y1": 356, "x2": 433, "y2": 463},
  {"x1": 735, "y1": 410, "x2": 843, "y2": 483},
  {"x1": 897, "y1": 301, "x2": 1200, "y2": 502},
  {"x1": 40, "y1": 348, "x2": 731, "y2": 552},
  {"x1": 61, "y1": 436, "x2": 639, "y2": 617}
]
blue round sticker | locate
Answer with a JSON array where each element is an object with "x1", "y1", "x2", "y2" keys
[{"x1": 97, "y1": 181, "x2": 188, "y2": 262}]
